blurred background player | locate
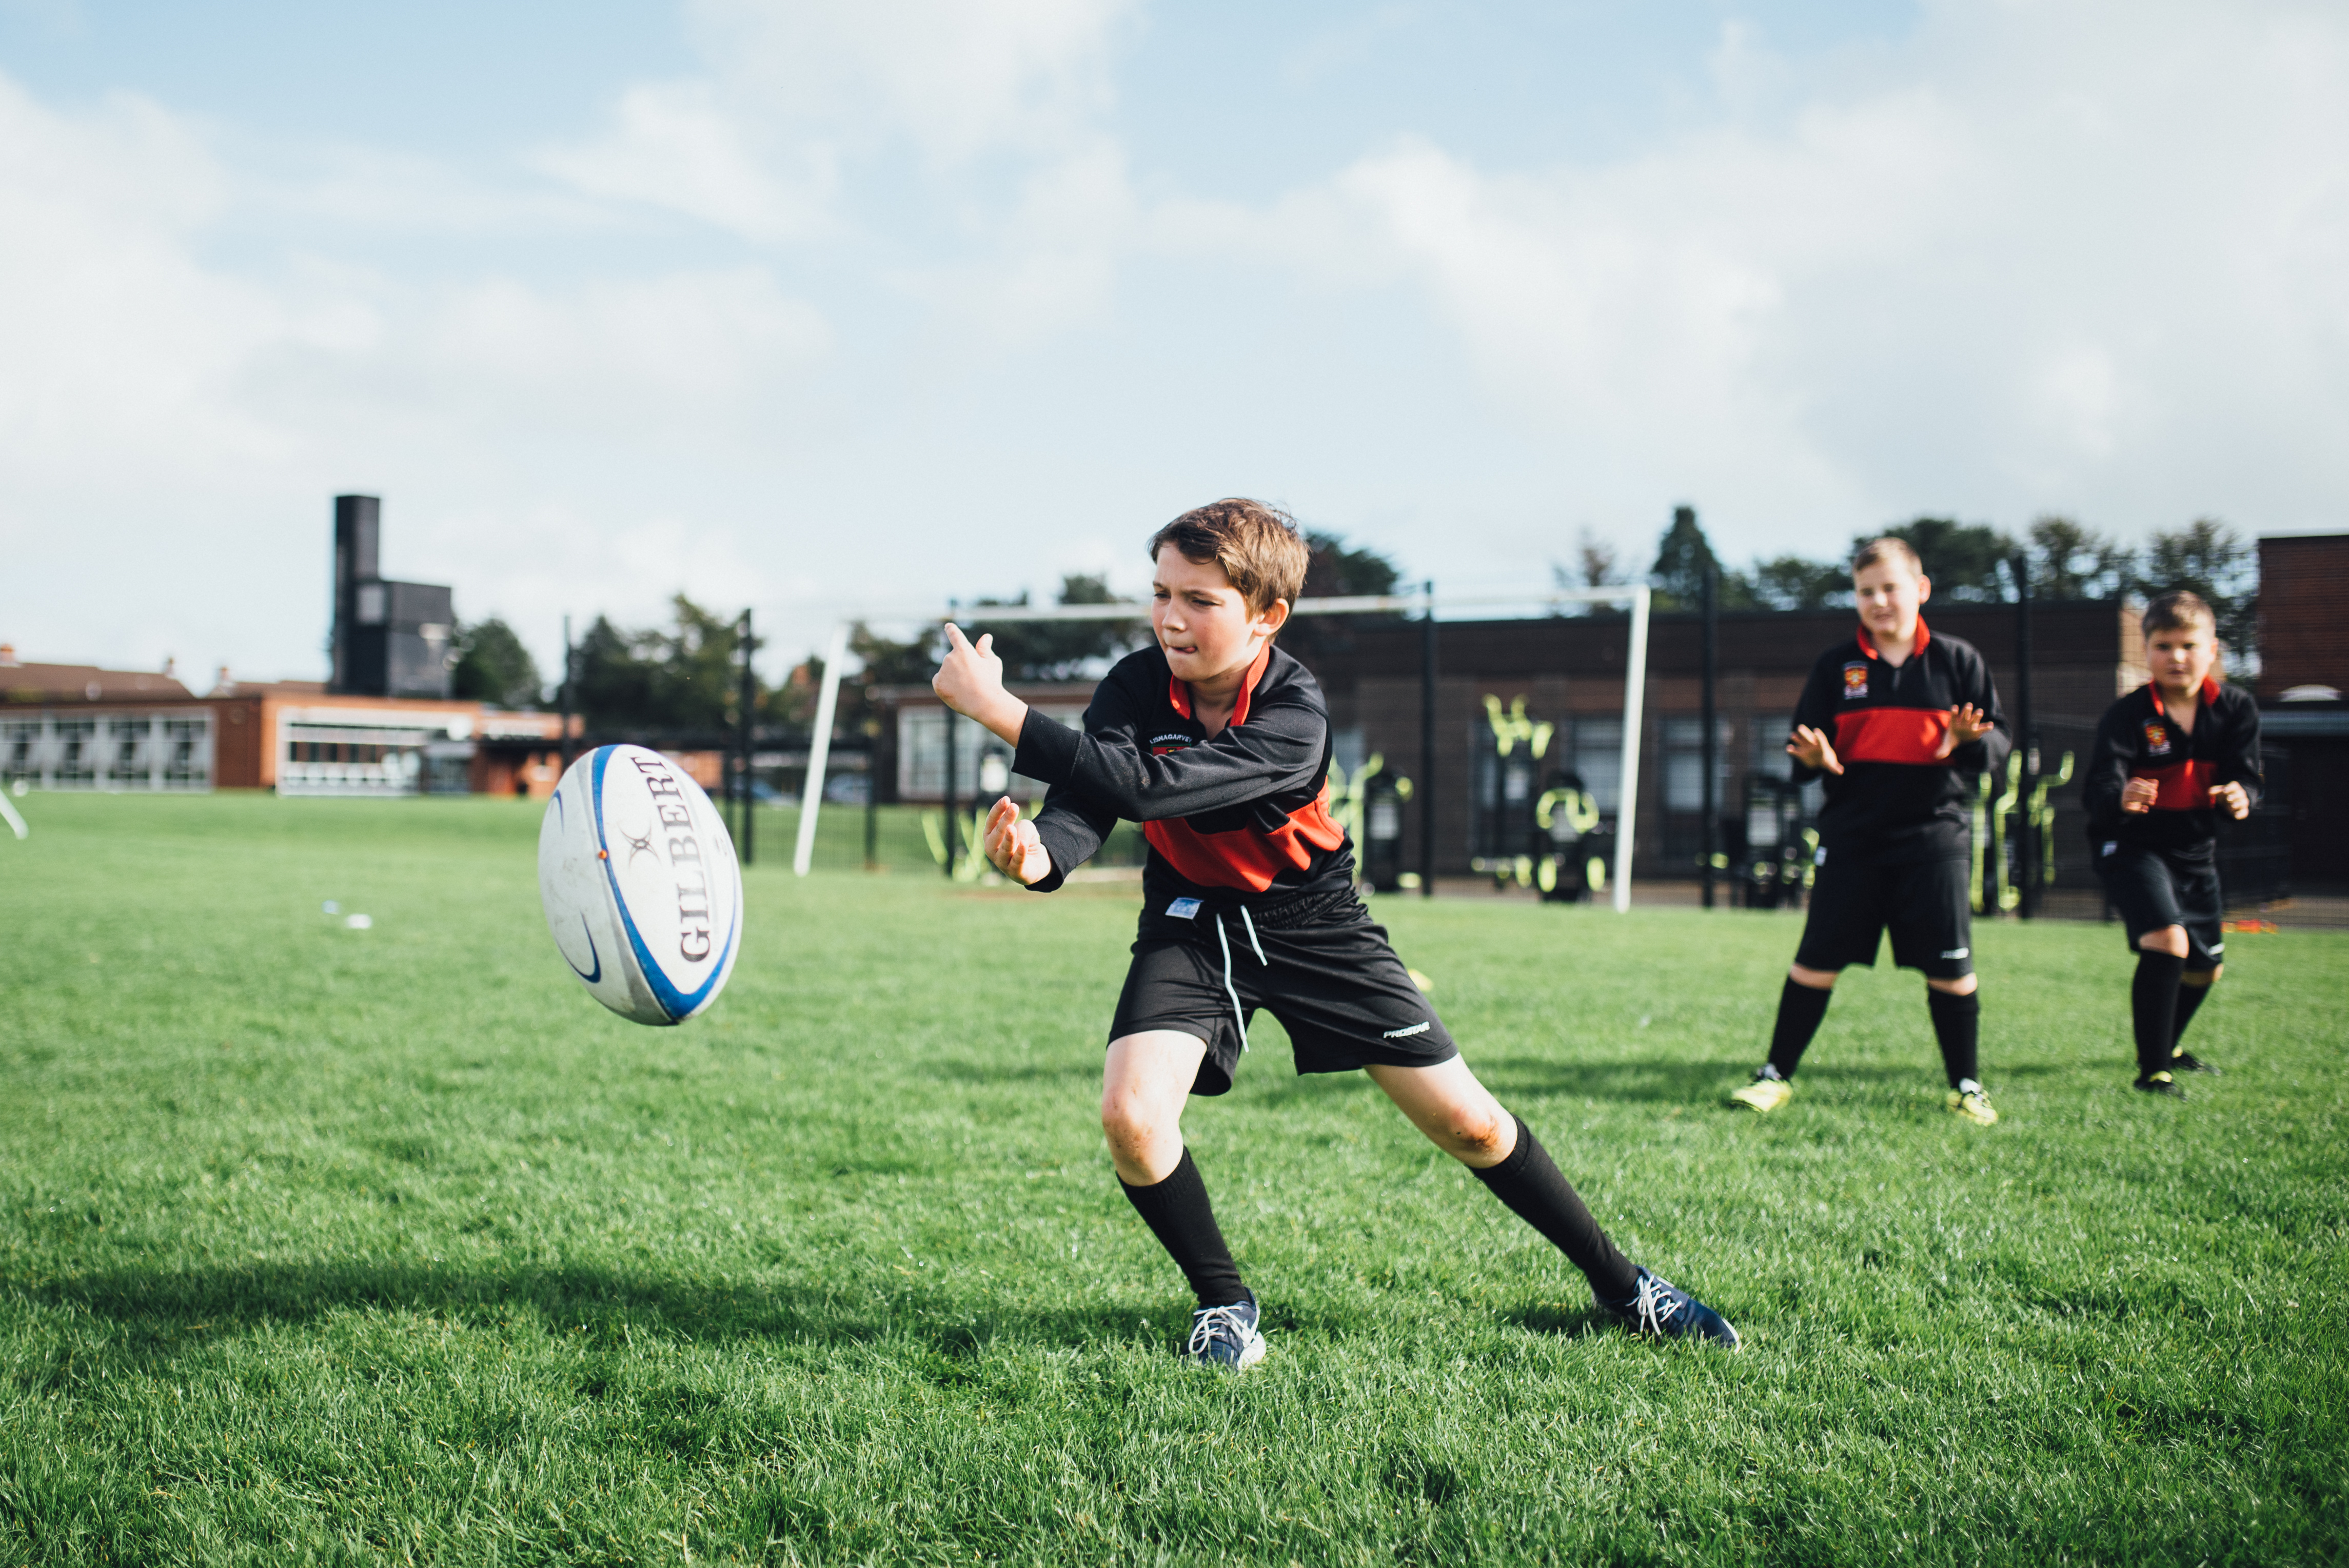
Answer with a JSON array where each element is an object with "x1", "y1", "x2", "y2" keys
[
  {"x1": 2082, "y1": 591, "x2": 2261, "y2": 1098},
  {"x1": 1729, "y1": 538, "x2": 2011, "y2": 1124},
  {"x1": 934, "y1": 499, "x2": 1738, "y2": 1368}
]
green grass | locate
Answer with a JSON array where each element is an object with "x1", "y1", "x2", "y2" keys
[{"x1": 2, "y1": 791, "x2": 2344, "y2": 1566}]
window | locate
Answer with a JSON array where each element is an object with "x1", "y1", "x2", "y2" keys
[
  {"x1": 1661, "y1": 719, "x2": 1732, "y2": 813},
  {"x1": 1568, "y1": 718, "x2": 1622, "y2": 813},
  {"x1": 52, "y1": 720, "x2": 95, "y2": 786}
]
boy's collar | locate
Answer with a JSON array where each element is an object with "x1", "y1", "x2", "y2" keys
[
  {"x1": 1167, "y1": 640, "x2": 1274, "y2": 724},
  {"x1": 1854, "y1": 614, "x2": 1929, "y2": 661},
  {"x1": 2148, "y1": 675, "x2": 2221, "y2": 714}
]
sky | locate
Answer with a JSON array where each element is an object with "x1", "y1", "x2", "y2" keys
[{"x1": 3, "y1": 0, "x2": 2345, "y2": 685}]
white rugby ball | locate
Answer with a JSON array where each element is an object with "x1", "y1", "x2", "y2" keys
[{"x1": 538, "y1": 744, "x2": 743, "y2": 1025}]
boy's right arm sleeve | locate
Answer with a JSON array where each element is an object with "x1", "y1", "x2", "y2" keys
[
  {"x1": 1011, "y1": 677, "x2": 1324, "y2": 821},
  {"x1": 2081, "y1": 706, "x2": 2131, "y2": 822},
  {"x1": 1787, "y1": 658, "x2": 1838, "y2": 785}
]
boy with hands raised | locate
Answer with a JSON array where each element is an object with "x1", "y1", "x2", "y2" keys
[
  {"x1": 1731, "y1": 538, "x2": 2012, "y2": 1124},
  {"x1": 935, "y1": 499, "x2": 1738, "y2": 1368},
  {"x1": 2083, "y1": 591, "x2": 2261, "y2": 1098}
]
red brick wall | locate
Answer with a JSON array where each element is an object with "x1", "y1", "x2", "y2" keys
[{"x1": 2257, "y1": 534, "x2": 2349, "y2": 698}]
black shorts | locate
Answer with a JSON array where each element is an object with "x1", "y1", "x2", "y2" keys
[
  {"x1": 2095, "y1": 844, "x2": 2224, "y2": 969},
  {"x1": 1110, "y1": 887, "x2": 1459, "y2": 1097},
  {"x1": 1794, "y1": 849, "x2": 1975, "y2": 980}
]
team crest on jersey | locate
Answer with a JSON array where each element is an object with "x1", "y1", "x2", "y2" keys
[
  {"x1": 1842, "y1": 663, "x2": 1870, "y2": 699},
  {"x1": 2142, "y1": 721, "x2": 2170, "y2": 756},
  {"x1": 1150, "y1": 731, "x2": 1195, "y2": 757}
]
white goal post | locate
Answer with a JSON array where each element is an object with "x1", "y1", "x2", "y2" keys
[{"x1": 792, "y1": 584, "x2": 1652, "y2": 912}]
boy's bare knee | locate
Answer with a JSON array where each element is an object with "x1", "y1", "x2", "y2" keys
[
  {"x1": 2184, "y1": 965, "x2": 2222, "y2": 986},
  {"x1": 1927, "y1": 974, "x2": 1977, "y2": 996},
  {"x1": 2137, "y1": 926, "x2": 2189, "y2": 959},
  {"x1": 1789, "y1": 964, "x2": 1839, "y2": 990}
]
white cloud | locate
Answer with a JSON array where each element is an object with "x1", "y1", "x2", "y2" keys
[
  {"x1": 1242, "y1": 0, "x2": 2349, "y2": 550},
  {"x1": 530, "y1": 80, "x2": 840, "y2": 243},
  {"x1": 690, "y1": 0, "x2": 1128, "y2": 165}
]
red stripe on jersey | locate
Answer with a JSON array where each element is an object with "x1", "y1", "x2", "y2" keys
[
  {"x1": 2133, "y1": 759, "x2": 2216, "y2": 811},
  {"x1": 1832, "y1": 705, "x2": 1950, "y2": 765},
  {"x1": 1144, "y1": 781, "x2": 1348, "y2": 893}
]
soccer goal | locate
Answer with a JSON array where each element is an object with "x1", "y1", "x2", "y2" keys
[{"x1": 792, "y1": 585, "x2": 1653, "y2": 911}]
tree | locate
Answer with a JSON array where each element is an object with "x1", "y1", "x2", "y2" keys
[
  {"x1": 2027, "y1": 517, "x2": 2131, "y2": 601},
  {"x1": 1749, "y1": 555, "x2": 1851, "y2": 611},
  {"x1": 2137, "y1": 519, "x2": 2258, "y2": 666},
  {"x1": 1647, "y1": 507, "x2": 1755, "y2": 610},
  {"x1": 573, "y1": 596, "x2": 760, "y2": 735},
  {"x1": 1302, "y1": 531, "x2": 1403, "y2": 601},
  {"x1": 966, "y1": 574, "x2": 1143, "y2": 682},
  {"x1": 1861, "y1": 518, "x2": 2017, "y2": 602},
  {"x1": 450, "y1": 618, "x2": 543, "y2": 708}
]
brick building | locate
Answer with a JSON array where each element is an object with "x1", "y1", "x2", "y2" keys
[
  {"x1": 2256, "y1": 532, "x2": 2349, "y2": 889},
  {"x1": 0, "y1": 651, "x2": 571, "y2": 799},
  {"x1": 1289, "y1": 599, "x2": 2147, "y2": 886}
]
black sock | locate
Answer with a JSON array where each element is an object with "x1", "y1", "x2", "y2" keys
[
  {"x1": 1119, "y1": 1147, "x2": 1247, "y2": 1309},
  {"x1": 1472, "y1": 1115, "x2": 1641, "y2": 1304},
  {"x1": 2173, "y1": 980, "x2": 2213, "y2": 1051},
  {"x1": 1927, "y1": 989, "x2": 1981, "y2": 1088},
  {"x1": 2130, "y1": 952, "x2": 2185, "y2": 1076},
  {"x1": 1767, "y1": 977, "x2": 1833, "y2": 1078}
]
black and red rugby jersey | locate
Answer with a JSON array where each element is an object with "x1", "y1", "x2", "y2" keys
[
  {"x1": 2082, "y1": 678, "x2": 2261, "y2": 858},
  {"x1": 1012, "y1": 640, "x2": 1354, "y2": 904},
  {"x1": 1789, "y1": 617, "x2": 2010, "y2": 863}
]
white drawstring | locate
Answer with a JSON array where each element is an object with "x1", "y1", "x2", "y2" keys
[{"x1": 1214, "y1": 908, "x2": 1268, "y2": 1051}]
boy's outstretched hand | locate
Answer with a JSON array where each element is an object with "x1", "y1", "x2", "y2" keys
[
  {"x1": 933, "y1": 624, "x2": 1029, "y2": 747},
  {"x1": 1935, "y1": 704, "x2": 1996, "y2": 759},
  {"x1": 983, "y1": 796, "x2": 1052, "y2": 885},
  {"x1": 1787, "y1": 724, "x2": 1843, "y2": 776}
]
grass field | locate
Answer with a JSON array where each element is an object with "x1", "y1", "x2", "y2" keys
[{"x1": 2, "y1": 792, "x2": 2344, "y2": 1566}]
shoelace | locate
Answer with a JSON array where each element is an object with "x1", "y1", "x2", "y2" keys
[
  {"x1": 1212, "y1": 907, "x2": 1269, "y2": 1051},
  {"x1": 1628, "y1": 1273, "x2": 1684, "y2": 1337},
  {"x1": 1188, "y1": 1304, "x2": 1255, "y2": 1358}
]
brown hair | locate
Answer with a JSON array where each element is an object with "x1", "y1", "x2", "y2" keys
[
  {"x1": 1149, "y1": 499, "x2": 1310, "y2": 617},
  {"x1": 2142, "y1": 589, "x2": 2216, "y2": 637},
  {"x1": 1850, "y1": 536, "x2": 1925, "y2": 578}
]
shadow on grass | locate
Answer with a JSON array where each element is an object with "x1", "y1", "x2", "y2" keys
[
  {"x1": 1473, "y1": 1054, "x2": 2075, "y2": 1104},
  {"x1": 29, "y1": 1262, "x2": 1154, "y2": 1362}
]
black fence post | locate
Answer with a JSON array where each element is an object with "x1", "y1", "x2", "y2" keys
[
  {"x1": 1701, "y1": 551, "x2": 1719, "y2": 909},
  {"x1": 737, "y1": 609, "x2": 756, "y2": 867},
  {"x1": 2013, "y1": 554, "x2": 2036, "y2": 918},
  {"x1": 1419, "y1": 581, "x2": 1437, "y2": 899},
  {"x1": 557, "y1": 614, "x2": 574, "y2": 771}
]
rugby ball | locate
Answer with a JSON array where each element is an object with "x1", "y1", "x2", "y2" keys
[{"x1": 539, "y1": 745, "x2": 742, "y2": 1025}]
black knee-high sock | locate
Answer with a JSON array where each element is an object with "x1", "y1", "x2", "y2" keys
[
  {"x1": 1472, "y1": 1115, "x2": 1641, "y2": 1304},
  {"x1": 1767, "y1": 978, "x2": 1833, "y2": 1078},
  {"x1": 1928, "y1": 989, "x2": 1981, "y2": 1087},
  {"x1": 2173, "y1": 979, "x2": 2213, "y2": 1050},
  {"x1": 2131, "y1": 952, "x2": 2185, "y2": 1076},
  {"x1": 1119, "y1": 1147, "x2": 1247, "y2": 1309}
]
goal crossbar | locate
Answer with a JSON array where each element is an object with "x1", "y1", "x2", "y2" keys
[{"x1": 792, "y1": 585, "x2": 1652, "y2": 914}]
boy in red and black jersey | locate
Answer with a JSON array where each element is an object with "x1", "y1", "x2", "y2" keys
[
  {"x1": 934, "y1": 499, "x2": 1736, "y2": 1367},
  {"x1": 2083, "y1": 591, "x2": 2261, "y2": 1097},
  {"x1": 1729, "y1": 537, "x2": 2011, "y2": 1124}
]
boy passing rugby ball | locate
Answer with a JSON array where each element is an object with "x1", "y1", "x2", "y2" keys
[
  {"x1": 1729, "y1": 538, "x2": 2011, "y2": 1124},
  {"x1": 932, "y1": 499, "x2": 1736, "y2": 1368},
  {"x1": 2082, "y1": 591, "x2": 2261, "y2": 1098}
]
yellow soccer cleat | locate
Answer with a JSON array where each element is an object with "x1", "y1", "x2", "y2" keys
[
  {"x1": 1729, "y1": 1070, "x2": 1793, "y2": 1114},
  {"x1": 1945, "y1": 1080, "x2": 1999, "y2": 1126}
]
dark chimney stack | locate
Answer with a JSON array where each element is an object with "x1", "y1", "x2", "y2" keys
[{"x1": 328, "y1": 494, "x2": 455, "y2": 699}]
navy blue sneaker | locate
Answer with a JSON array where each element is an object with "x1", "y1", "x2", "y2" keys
[
  {"x1": 1184, "y1": 1297, "x2": 1266, "y2": 1371},
  {"x1": 2170, "y1": 1051, "x2": 2219, "y2": 1076},
  {"x1": 1605, "y1": 1268, "x2": 1740, "y2": 1349}
]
